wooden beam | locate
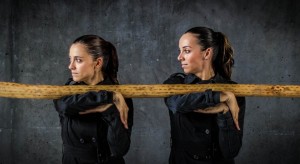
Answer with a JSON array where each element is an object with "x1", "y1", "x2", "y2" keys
[{"x1": 0, "y1": 82, "x2": 299, "y2": 99}]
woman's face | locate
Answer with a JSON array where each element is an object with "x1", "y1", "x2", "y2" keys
[
  {"x1": 68, "y1": 43, "x2": 101, "y2": 84},
  {"x1": 178, "y1": 33, "x2": 207, "y2": 75}
]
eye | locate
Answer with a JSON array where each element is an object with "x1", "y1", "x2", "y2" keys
[
  {"x1": 75, "y1": 58, "x2": 82, "y2": 63},
  {"x1": 184, "y1": 49, "x2": 191, "y2": 54},
  {"x1": 73, "y1": 56, "x2": 82, "y2": 63}
]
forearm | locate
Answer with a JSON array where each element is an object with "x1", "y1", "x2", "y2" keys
[
  {"x1": 165, "y1": 90, "x2": 221, "y2": 113},
  {"x1": 194, "y1": 102, "x2": 228, "y2": 114},
  {"x1": 53, "y1": 90, "x2": 113, "y2": 115}
]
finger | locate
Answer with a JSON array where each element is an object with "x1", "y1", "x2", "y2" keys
[
  {"x1": 122, "y1": 114, "x2": 128, "y2": 129},
  {"x1": 124, "y1": 109, "x2": 128, "y2": 129},
  {"x1": 79, "y1": 104, "x2": 112, "y2": 115},
  {"x1": 233, "y1": 110, "x2": 240, "y2": 130},
  {"x1": 120, "y1": 108, "x2": 128, "y2": 129},
  {"x1": 122, "y1": 104, "x2": 129, "y2": 129},
  {"x1": 194, "y1": 109, "x2": 204, "y2": 113},
  {"x1": 194, "y1": 109, "x2": 210, "y2": 113},
  {"x1": 119, "y1": 110, "x2": 126, "y2": 128},
  {"x1": 79, "y1": 111, "x2": 90, "y2": 114},
  {"x1": 222, "y1": 107, "x2": 229, "y2": 114},
  {"x1": 234, "y1": 118, "x2": 240, "y2": 130},
  {"x1": 79, "y1": 109, "x2": 97, "y2": 115},
  {"x1": 103, "y1": 104, "x2": 113, "y2": 111},
  {"x1": 194, "y1": 108, "x2": 220, "y2": 114},
  {"x1": 235, "y1": 106, "x2": 240, "y2": 130}
]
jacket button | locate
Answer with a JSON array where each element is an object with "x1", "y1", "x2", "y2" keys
[
  {"x1": 193, "y1": 155, "x2": 199, "y2": 160},
  {"x1": 205, "y1": 129, "x2": 210, "y2": 134},
  {"x1": 79, "y1": 138, "x2": 85, "y2": 143},
  {"x1": 92, "y1": 137, "x2": 96, "y2": 143}
]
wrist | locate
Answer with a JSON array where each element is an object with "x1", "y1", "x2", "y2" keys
[
  {"x1": 113, "y1": 92, "x2": 120, "y2": 104},
  {"x1": 220, "y1": 91, "x2": 233, "y2": 103},
  {"x1": 220, "y1": 92, "x2": 228, "y2": 102}
]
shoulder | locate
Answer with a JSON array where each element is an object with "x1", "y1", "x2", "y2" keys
[
  {"x1": 163, "y1": 73, "x2": 186, "y2": 84},
  {"x1": 214, "y1": 74, "x2": 239, "y2": 84}
]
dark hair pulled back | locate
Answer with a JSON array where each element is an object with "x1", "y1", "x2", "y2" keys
[
  {"x1": 185, "y1": 27, "x2": 234, "y2": 80},
  {"x1": 73, "y1": 35, "x2": 119, "y2": 84}
]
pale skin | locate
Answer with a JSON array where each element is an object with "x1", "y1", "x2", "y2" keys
[
  {"x1": 178, "y1": 33, "x2": 240, "y2": 130},
  {"x1": 69, "y1": 43, "x2": 129, "y2": 129}
]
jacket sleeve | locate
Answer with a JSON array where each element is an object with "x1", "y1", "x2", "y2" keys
[
  {"x1": 163, "y1": 74, "x2": 221, "y2": 113},
  {"x1": 101, "y1": 98, "x2": 134, "y2": 157},
  {"x1": 53, "y1": 90, "x2": 113, "y2": 116},
  {"x1": 217, "y1": 96, "x2": 246, "y2": 158}
]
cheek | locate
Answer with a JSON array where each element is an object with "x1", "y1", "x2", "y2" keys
[
  {"x1": 187, "y1": 55, "x2": 197, "y2": 64},
  {"x1": 84, "y1": 65, "x2": 94, "y2": 73},
  {"x1": 189, "y1": 56, "x2": 203, "y2": 68},
  {"x1": 77, "y1": 63, "x2": 92, "y2": 72}
]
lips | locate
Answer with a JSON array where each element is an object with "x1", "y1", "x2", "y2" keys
[{"x1": 181, "y1": 64, "x2": 187, "y2": 68}]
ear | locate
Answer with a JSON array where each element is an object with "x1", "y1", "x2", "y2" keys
[
  {"x1": 203, "y1": 47, "x2": 213, "y2": 60},
  {"x1": 95, "y1": 57, "x2": 103, "y2": 70}
]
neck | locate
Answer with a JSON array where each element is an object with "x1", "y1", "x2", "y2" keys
[
  {"x1": 195, "y1": 66, "x2": 215, "y2": 80},
  {"x1": 84, "y1": 72, "x2": 104, "y2": 85}
]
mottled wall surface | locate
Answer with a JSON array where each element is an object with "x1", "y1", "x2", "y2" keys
[
  {"x1": 0, "y1": 0, "x2": 12, "y2": 163},
  {"x1": 0, "y1": 0, "x2": 299, "y2": 164}
]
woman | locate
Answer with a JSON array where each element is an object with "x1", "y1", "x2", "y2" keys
[
  {"x1": 53, "y1": 35, "x2": 133, "y2": 164},
  {"x1": 164, "y1": 27, "x2": 246, "y2": 164}
]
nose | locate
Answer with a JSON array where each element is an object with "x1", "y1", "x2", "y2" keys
[
  {"x1": 178, "y1": 51, "x2": 184, "y2": 61},
  {"x1": 68, "y1": 60, "x2": 75, "y2": 70}
]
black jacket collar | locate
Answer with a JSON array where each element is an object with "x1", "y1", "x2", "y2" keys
[
  {"x1": 184, "y1": 73, "x2": 226, "y2": 84},
  {"x1": 66, "y1": 77, "x2": 115, "y2": 85}
]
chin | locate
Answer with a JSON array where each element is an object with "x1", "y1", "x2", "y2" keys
[
  {"x1": 72, "y1": 77, "x2": 81, "y2": 82},
  {"x1": 183, "y1": 70, "x2": 190, "y2": 74}
]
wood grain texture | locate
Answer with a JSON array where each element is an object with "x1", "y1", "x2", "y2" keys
[{"x1": 0, "y1": 82, "x2": 299, "y2": 99}]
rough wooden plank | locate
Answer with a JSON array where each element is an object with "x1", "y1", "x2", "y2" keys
[{"x1": 0, "y1": 82, "x2": 299, "y2": 99}]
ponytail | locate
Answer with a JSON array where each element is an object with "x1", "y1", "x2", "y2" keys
[
  {"x1": 213, "y1": 32, "x2": 234, "y2": 80},
  {"x1": 104, "y1": 41, "x2": 119, "y2": 84}
]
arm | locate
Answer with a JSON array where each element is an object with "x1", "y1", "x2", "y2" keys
[
  {"x1": 163, "y1": 73, "x2": 221, "y2": 113},
  {"x1": 84, "y1": 98, "x2": 133, "y2": 157},
  {"x1": 164, "y1": 85, "x2": 237, "y2": 118},
  {"x1": 194, "y1": 91, "x2": 241, "y2": 130},
  {"x1": 194, "y1": 102, "x2": 229, "y2": 114},
  {"x1": 79, "y1": 92, "x2": 129, "y2": 129},
  {"x1": 76, "y1": 93, "x2": 134, "y2": 157},
  {"x1": 165, "y1": 90, "x2": 221, "y2": 113},
  {"x1": 103, "y1": 98, "x2": 134, "y2": 157},
  {"x1": 53, "y1": 90, "x2": 113, "y2": 116},
  {"x1": 217, "y1": 96, "x2": 246, "y2": 158}
]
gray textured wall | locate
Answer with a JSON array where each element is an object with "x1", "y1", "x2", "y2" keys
[{"x1": 0, "y1": 0, "x2": 299, "y2": 164}]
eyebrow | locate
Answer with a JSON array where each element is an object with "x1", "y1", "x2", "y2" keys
[
  {"x1": 69, "y1": 55, "x2": 84, "y2": 58},
  {"x1": 182, "y1": 46, "x2": 192, "y2": 49}
]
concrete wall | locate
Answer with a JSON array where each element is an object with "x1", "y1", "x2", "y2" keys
[{"x1": 0, "y1": 0, "x2": 299, "y2": 163}]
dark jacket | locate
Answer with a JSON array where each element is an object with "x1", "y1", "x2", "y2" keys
[
  {"x1": 164, "y1": 73, "x2": 246, "y2": 164},
  {"x1": 53, "y1": 77, "x2": 134, "y2": 164}
]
